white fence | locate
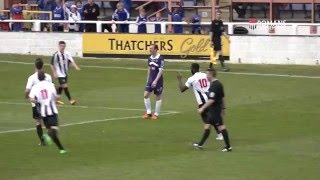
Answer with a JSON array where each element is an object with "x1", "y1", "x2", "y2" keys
[{"x1": 2, "y1": 19, "x2": 320, "y2": 35}]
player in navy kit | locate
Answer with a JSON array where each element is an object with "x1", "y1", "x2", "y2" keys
[{"x1": 143, "y1": 44, "x2": 165, "y2": 120}]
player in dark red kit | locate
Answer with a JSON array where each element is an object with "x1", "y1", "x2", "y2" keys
[{"x1": 143, "y1": 44, "x2": 165, "y2": 120}]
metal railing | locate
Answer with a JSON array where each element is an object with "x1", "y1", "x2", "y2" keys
[{"x1": 1, "y1": 19, "x2": 320, "y2": 35}]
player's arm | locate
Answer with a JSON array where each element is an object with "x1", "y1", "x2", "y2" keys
[
  {"x1": 28, "y1": 88, "x2": 37, "y2": 103},
  {"x1": 198, "y1": 86, "x2": 216, "y2": 113},
  {"x1": 51, "y1": 54, "x2": 58, "y2": 78},
  {"x1": 25, "y1": 77, "x2": 32, "y2": 99},
  {"x1": 68, "y1": 55, "x2": 81, "y2": 71},
  {"x1": 152, "y1": 68, "x2": 163, "y2": 86},
  {"x1": 146, "y1": 68, "x2": 150, "y2": 81},
  {"x1": 176, "y1": 72, "x2": 189, "y2": 93},
  {"x1": 25, "y1": 89, "x2": 30, "y2": 99}
]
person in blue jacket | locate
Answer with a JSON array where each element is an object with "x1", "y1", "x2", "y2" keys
[
  {"x1": 192, "y1": 14, "x2": 201, "y2": 34},
  {"x1": 37, "y1": 0, "x2": 57, "y2": 31},
  {"x1": 165, "y1": 3, "x2": 184, "y2": 34},
  {"x1": 112, "y1": 2, "x2": 130, "y2": 33},
  {"x1": 52, "y1": 0, "x2": 64, "y2": 31},
  {"x1": 136, "y1": 8, "x2": 147, "y2": 33}
]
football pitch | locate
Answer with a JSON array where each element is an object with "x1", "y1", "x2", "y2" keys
[{"x1": 0, "y1": 54, "x2": 319, "y2": 180}]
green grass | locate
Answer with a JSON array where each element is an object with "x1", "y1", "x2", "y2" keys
[{"x1": 0, "y1": 54, "x2": 319, "y2": 180}]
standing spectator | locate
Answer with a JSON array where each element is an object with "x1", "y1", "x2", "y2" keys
[
  {"x1": 112, "y1": 2, "x2": 130, "y2": 33},
  {"x1": 0, "y1": 12, "x2": 10, "y2": 31},
  {"x1": 64, "y1": 4, "x2": 81, "y2": 32},
  {"x1": 76, "y1": 0, "x2": 84, "y2": 32},
  {"x1": 136, "y1": 8, "x2": 147, "y2": 34},
  {"x1": 10, "y1": 4, "x2": 23, "y2": 31},
  {"x1": 120, "y1": 0, "x2": 132, "y2": 14},
  {"x1": 23, "y1": 4, "x2": 34, "y2": 31},
  {"x1": 233, "y1": 3, "x2": 248, "y2": 18},
  {"x1": 52, "y1": 0, "x2": 64, "y2": 31},
  {"x1": 82, "y1": 0, "x2": 100, "y2": 32},
  {"x1": 165, "y1": 3, "x2": 184, "y2": 34},
  {"x1": 149, "y1": 12, "x2": 163, "y2": 33},
  {"x1": 191, "y1": 14, "x2": 201, "y2": 34},
  {"x1": 37, "y1": 0, "x2": 57, "y2": 31}
]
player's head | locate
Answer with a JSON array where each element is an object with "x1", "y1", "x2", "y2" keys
[
  {"x1": 38, "y1": 70, "x2": 46, "y2": 81},
  {"x1": 216, "y1": 10, "x2": 222, "y2": 20},
  {"x1": 149, "y1": 44, "x2": 159, "y2": 55},
  {"x1": 191, "y1": 63, "x2": 200, "y2": 75},
  {"x1": 58, "y1": 41, "x2": 66, "y2": 52},
  {"x1": 35, "y1": 58, "x2": 44, "y2": 70},
  {"x1": 206, "y1": 68, "x2": 217, "y2": 81}
]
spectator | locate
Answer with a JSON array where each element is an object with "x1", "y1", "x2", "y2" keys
[
  {"x1": 82, "y1": 0, "x2": 100, "y2": 32},
  {"x1": 233, "y1": 3, "x2": 248, "y2": 18},
  {"x1": 23, "y1": 4, "x2": 34, "y2": 31},
  {"x1": 10, "y1": 4, "x2": 23, "y2": 31},
  {"x1": 120, "y1": 0, "x2": 132, "y2": 14},
  {"x1": 64, "y1": 4, "x2": 81, "y2": 32},
  {"x1": 0, "y1": 12, "x2": 10, "y2": 31},
  {"x1": 165, "y1": 3, "x2": 184, "y2": 34},
  {"x1": 52, "y1": 0, "x2": 64, "y2": 31},
  {"x1": 112, "y1": 2, "x2": 130, "y2": 33},
  {"x1": 76, "y1": 0, "x2": 84, "y2": 32},
  {"x1": 136, "y1": 8, "x2": 147, "y2": 34},
  {"x1": 37, "y1": 0, "x2": 57, "y2": 31},
  {"x1": 149, "y1": 12, "x2": 163, "y2": 34},
  {"x1": 191, "y1": 14, "x2": 201, "y2": 34}
]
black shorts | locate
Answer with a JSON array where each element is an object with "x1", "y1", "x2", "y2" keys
[
  {"x1": 32, "y1": 103, "x2": 41, "y2": 119},
  {"x1": 58, "y1": 77, "x2": 68, "y2": 85},
  {"x1": 207, "y1": 108, "x2": 224, "y2": 126},
  {"x1": 213, "y1": 37, "x2": 222, "y2": 51},
  {"x1": 199, "y1": 104, "x2": 210, "y2": 124},
  {"x1": 43, "y1": 114, "x2": 59, "y2": 129}
]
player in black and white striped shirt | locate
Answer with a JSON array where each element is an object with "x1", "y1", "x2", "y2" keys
[
  {"x1": 25, "y1": 58, "x2": 52, "y2": 146},
  {"x1": 51, "y1": 41, "x2": 80, "y2": 105},
  {"x1": 176, "y1": 63, "x2": 223, "y2": 148},
  {"x1": 29, "y1": 71, "x2": 66, "y2": 154}
]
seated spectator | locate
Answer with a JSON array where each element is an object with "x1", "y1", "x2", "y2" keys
[
  {"x1": 37, "y1": 0, "x2": 57, "y2": 31},
  {"x1": 64, "y1": 4, "x2": 81, "y2": 32},
  {"x1": 112, "y1": 2, "x2": 130, "y2": 33},
  {"x1": 0, "y1": 12, "x2": 10, "y2": 31},
  {"x1": 136, "y1": 8, "x2": 147, "y2": 34},
  {"x1": 10, "y1": 4, "x2": 23, "y2": 31},
  {"x1": 82, "y1": 0, "x2": 100, "y2": 32},
  {"x1": 149, "y1": 12, "x2": 163, "y2": 34},
  {"x1": 191, "y1": 14, "x2": 201, "y2": 34},
  {"x1": 165, "y1": 3, "x2": 184, "y2": 34},
  {"x1": 23, "y1": 4, "x2": 34, "y2": 31},
  {"x1": 52, "y1": 0, "x2": 64, "y2": 31}
]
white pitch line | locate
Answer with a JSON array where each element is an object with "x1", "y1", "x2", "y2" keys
[
  {"x1": 0, "y1": 111, "x2": 180, "y2": 134},
  {"x1": 0, "y1": 60, "x2": 320, "y2": 79},
  {"x1": 0, "y1": 101, "x2": 178, "y2": 113}
]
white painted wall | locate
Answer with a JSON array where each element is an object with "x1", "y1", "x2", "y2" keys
[
  {"x1": 230, "y1": 35, "x2": 320, "y2": 65},
  {"x1": 0, "y1": 32, "x2": 82, "y2": 57},
  {"x1": 1, "y1": 32, "x2": 320, "y2": 65}
]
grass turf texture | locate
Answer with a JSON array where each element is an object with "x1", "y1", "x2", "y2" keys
[{"x1": 0, "y1": 54, "x2": 319, "y2": 180}]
